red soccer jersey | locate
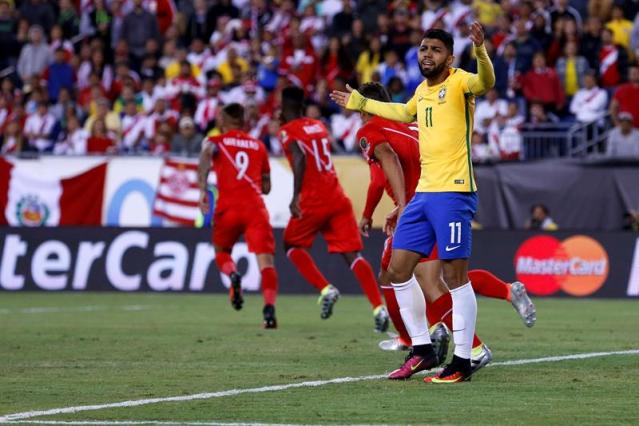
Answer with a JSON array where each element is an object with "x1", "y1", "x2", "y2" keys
[
  {"x1": 613, "y1": 83, "x2": 639, "y2": 128},
  {"x1": 206, "y1": 129, "x2": 270, "y2": 207},
  {"x1": 357, "y1": 116, "x2": 421, "y2": 204},
  {"x1": 280, "y1": 117, "x2": 345, "y2": 206}
]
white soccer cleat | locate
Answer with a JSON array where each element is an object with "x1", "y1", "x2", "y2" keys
[
  {"x1": 378, "y1": 332, "x2": 410, "y2": 351},
  {"x1": 373, "y1": 305, "x2": 390, "y2": 333},
  {"x1": 318, "y1": 285, "x2": 340, "y2": 319},
  {"x1": 470, "y1": 343, "x2": 493, "y2": 375},
  {"x1": 510, "y1": 281, "x2": 537, "y2": 327}
]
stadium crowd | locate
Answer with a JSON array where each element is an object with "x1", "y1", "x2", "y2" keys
[{"x1": 1, "y1": 0, "x2": 639, "y2": 160}]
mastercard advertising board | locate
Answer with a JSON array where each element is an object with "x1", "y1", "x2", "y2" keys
[
  {"x1": 469, "y1": 231, "x2": 639, "y2": 298},
  {"x1": 0, "y1": 229, "x2": 638, "y2": 297},
  {"x1": 514, "y1": 235, "x2": 610, "y2": 297}
]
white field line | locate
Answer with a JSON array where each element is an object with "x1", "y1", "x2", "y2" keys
[
  {"x1": 0, "y1": 305, "x2": 150, "y2": 315},
  {"x1": 0, "y1": 422, "x2": 396, "y2": 426},
  {"x1": 1, "y1": 349, "x2": 638, "y2": 424}
]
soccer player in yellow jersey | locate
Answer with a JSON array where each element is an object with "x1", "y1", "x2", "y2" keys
[{"x1": 330, "y1": 23, "x2": 495, "y2": 383}]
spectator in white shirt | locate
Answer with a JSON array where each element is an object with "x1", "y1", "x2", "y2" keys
[
  {"x1": 331, "y1": 108, "x2": 362, "y2": 152},
  {"x1": 471, "y1": 131, "x2": 498, "y2": 163},
  {"x1": 487, "y1": 113, "x2": 523, "y2": 161},
  {"x1": 221, "y1": 79, "x2": 265, "y2": 105},
  {"x1": 120, "y1": 100, "x2": 146, "y2": 151},
  {"x1": 569, "y1": 71, "x2": 608, "y2": 124},
  {"x1": 54, "y1": 115, "x2": 89, "y2": 154},
  {"x1": 475, "y1": 88, "x2": 508, "y2": 135},
  {"x1": 195, "y1": 78, "x2": 222, "y2": 131},
  {"x1": 24, "y1": 101, "x2": 57, "y2": 152},
  {"x1": 607, "y1": 112, "x2": 639, "y2": 157},
  {"x1": 1, "y1": 120, "x2": 26, "y2": 154}
]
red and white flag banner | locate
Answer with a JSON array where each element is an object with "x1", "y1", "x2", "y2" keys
[
  {"x1": 152, "y1": 158, "x2": 201, "y2": 226},
  {"x1": 0, "y1": 157, "x2": 107, "y2": 226}
]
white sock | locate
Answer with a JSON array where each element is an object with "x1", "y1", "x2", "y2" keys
[
  {"x1": 392, "y1": 275, "x2": 431, "y2": 346},
  {"x1": 450, "y1": 282, "x2": 477, "y2": 359}
]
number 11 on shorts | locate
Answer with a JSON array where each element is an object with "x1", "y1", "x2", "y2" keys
[{"x1": 449, "y1": 221, "x2": 461, "y2": 245}]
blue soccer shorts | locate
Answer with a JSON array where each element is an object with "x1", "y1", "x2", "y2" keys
[{"x1": 392, "y1": 192, "x2": 478, "y2": 260}]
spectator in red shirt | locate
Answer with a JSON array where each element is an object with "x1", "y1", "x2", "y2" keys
[
  {"x1": 87, "y1": 118, "x2": 116, "y2": 154},
  {"x1": 599, "y1": 27, "x2": 627, "y2": 88},
  {"x1": 520, "y1": 52, "x2": 566, "y2": 112},
  {"x1": 610, "y1": 65, "x2": 639, "y2": 127},
  {"x1": 78, "y1": 73, "x2": 108, "y2": 111},
  {"x1": 320, "y1": 36, "x2": 354, "y2": 90},
  {"x1": 279, "y1": 33, "x2": 318, "y2": 92}
]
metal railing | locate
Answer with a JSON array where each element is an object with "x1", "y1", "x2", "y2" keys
[{"x1": 520, "y1": 115, "x2": 613, "y2": 160}]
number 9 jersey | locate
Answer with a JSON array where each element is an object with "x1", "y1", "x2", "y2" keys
[
  {"x1": 205, "y1": 129, "x2": 274, "y2": 254},
  {"x1": 280, "y1": 118, "x2": 363, "y2": 253},
  {"x1": 206, "y1": 129, "x2": 270, "y2": 208}
]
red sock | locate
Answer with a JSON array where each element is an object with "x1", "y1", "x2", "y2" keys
[
  {"x1": 261, "y1": 266, "x2": 278, "y2": 306},
  {"x1": 215, "y1": 252, "x2": 236, "y2": 277},
  {"x1": 426, "y1": 292, "x2": 453, "y2": 330},
  {"x1": 286, "y1": 248, "x2": 330, "y2": 292},
  {"x1": 427, "y1": 293, "x2": 483, "y2": 349},
  {"x1": 382, "y1": 286, "x2": 411, "y2": 346},
  {"x1": 469, "y1": 269, "x2": 511, "y2": 301},
  {"x1": 351, "y1": 257, "x2": 383, "y2": 308}
]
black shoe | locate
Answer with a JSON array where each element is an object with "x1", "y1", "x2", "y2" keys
[
  {"x1": 263, "y1": 304, "x2": 277, "y2": 329},
  {"x1": 229, "y1": 272, "x2": 243, "y2": 311},
  {"x1": 425, "y1": 355, "x2": 472, "y2": 384}
]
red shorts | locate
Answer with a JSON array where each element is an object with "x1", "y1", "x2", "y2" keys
[
  {"x1": 212, "y1": 202, "x2": 275, "y2": 254},
  {"x1": 380, "y1": 236, "x2": 439, "y2": 271},
  {"x1": 284, "y1": 195, "x2": 362, "y2": 253}
]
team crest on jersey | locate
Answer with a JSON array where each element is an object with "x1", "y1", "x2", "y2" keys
[
  {"x1": 16, "y1": 195, "x2": 50, "y2": 226},
  {"x1": 280, "y1": 130, "x2": 288, "y2": 142},
  {"x1": 438, "y1": 87, "x2": 447, "y2": 103},
  {"x1": 359, "y1": 137, "x2": 369, "y2": 151}
]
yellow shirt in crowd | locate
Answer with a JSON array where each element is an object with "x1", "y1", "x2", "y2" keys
[
  {"x1": 606, "y1": 19, "x2": 633, "y2": 49},
  {"x1": 356, "y1": 51, "x2": 381, "y2": 84}
]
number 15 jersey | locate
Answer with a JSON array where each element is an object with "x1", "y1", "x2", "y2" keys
[
  {"x1": 280, "y1": 118, "x2": 346, "y2": 208},
  {"x1": 206, "y1": 129, "x2": 270, "y2": 208}
]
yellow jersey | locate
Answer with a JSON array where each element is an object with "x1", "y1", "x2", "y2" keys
[
  {"x1": 346, "y1": 44, "x2": 495, "y2": 194},
  {"x1": 404, "y1": 68, "x2": 477, "y2": 192}
]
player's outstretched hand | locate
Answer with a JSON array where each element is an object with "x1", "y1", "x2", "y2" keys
[
  {"x1": 384, "y1": 207, "x2": 399, "y2": 237},
  {"x1": 329, "y1": 84, "x2": 354, "y2": 108},
  {"x1": 469, "y1": 21, "x2": 485, "y2": 46},
  {"x1": 359, "y1": 217, "x2": 372, "y2": 237},
  {"x1": 198, "y1": 191, "x2": 209, "y2": 215},
  {"x1": 289, "y1": 197, "x2": 302, "y2": 219}
]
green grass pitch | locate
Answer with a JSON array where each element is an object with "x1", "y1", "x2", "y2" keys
[{"x1": 1, "y1": 293, "x2": 639, "y2": 425}]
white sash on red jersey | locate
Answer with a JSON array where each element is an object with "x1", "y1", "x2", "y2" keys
[
  {"x1": 216, "y1": 142, "x2": 263, "y2": 196},
  {"x1": 600, "y1": 47, "x2": 618, "y2": 76},
  {"x1": 2, "y1": 136, "x2": 18, "y2": 153}
]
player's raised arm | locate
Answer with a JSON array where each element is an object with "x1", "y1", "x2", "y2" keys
[
  {"x1": 288, "y1": 140, "x2": 306, "y2": 218},
  {"x1": 198, "y1": 139, "x2": 214, "y2": 214},
  {"x1": 330, "y1": 85, "x2": 416, "y2": 123},
  {"x1": 466, "y1": 22, "x2": 496, "y2": 96}
]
